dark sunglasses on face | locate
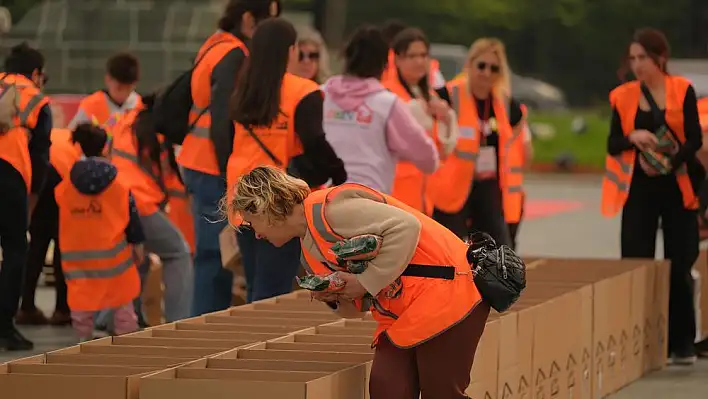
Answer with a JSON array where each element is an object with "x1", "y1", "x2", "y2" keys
[
  {"x1": 477, "y1": 61, "x2": 500, "y2": 74},
  {"x1": 299, "y1": 51, "x2": 320, "y2": 62}
]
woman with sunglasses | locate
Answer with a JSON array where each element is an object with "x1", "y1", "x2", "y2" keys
[
  {"x1": 289, "y1": 26, "x2": 331, "y2": 84},
  {"x1": 383, "y1": 27, "x2": 457, "y2": 216},
  {"x1": 429, "y1": 38, "x2": 526, "y2": 246}
]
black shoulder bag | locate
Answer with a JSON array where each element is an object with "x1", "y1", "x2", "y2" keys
[
  {"x1": 466, "y1": 231, "x2": 526, "y2": 313},
  {"x1": 640, "y1": 83, "x2": 705, "y2": 193}
]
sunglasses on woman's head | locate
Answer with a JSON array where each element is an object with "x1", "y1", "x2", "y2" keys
[
  {"x1": 477, "y1": 61, "x2": 500, "y2": 74},
  {"x1": 299, "y1": 51, "x2": 320, "y2": 62}
]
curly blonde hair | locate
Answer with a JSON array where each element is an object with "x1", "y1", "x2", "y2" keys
[
  {"x1": 226, "y1": 166, "x2": 311, "y2": 224},
  {"x1": 465, "y1": 38, "x2": 512, "y2": 98}
]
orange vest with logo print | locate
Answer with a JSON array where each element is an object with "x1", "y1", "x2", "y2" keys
[
  {"x1": 178, "y1": 31, "x2": 249, "y2": 176},
  {"x1": 56, "y1": 172, "x2": 140, "y2": 312},
  {"x1": 0, "y1": 73, "x2": 50, "y2": 192},
  {"x1": 300, "y1": 183, "x2": 483, "y2": 348},
  {"x1": 383, "y1": 77, "x2": 439, "y2": 215},
  {"x1": 226, "y1": 73, "x2": 319, "y2": 209},
  {"x1": 601, "y1": 76, "x2": 698, "y2": 217},
  {"x1": 428, "y1": 78, "x2": 525, "y2": 222}
]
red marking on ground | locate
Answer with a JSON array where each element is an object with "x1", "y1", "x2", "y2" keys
[{"x1": 524, "y1": 199, "x2": 585, "y2": 220}]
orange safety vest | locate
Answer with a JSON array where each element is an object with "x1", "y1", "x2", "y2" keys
[
  {"x1": 699, "y1": 97, "x2": 708, "y2": 133},
  {"x1": 226, "y1": 73, "x2": 319, "y2": 206},
  {"x1": 164, "y1": 162, "x2": 195, "y2": 253},
  {"x1": 428, "y1": 78, "x2": 525, "y2": 223},
  {"x1": 383, "y1": 77, "x2": 438, "y2": 215},
  {"x1": 177, "y1": 31, "x2": 249, "y2": 176},
  {"x1": 75, "y1": 90, "x2": 143, "y2": 132},
  {"x1": 110, "y1": 109, "x2": 168, "y2": 216},
  {"x1": 300, "y1": 183, "x2": 483, "y2": 348},
  {"x1": 381, "y1": 50, "x2": 442, "y2": 87},
  {"x1": 55, "y1": 172, "x2": 140, "y2": 312},
  {"x1": 49, "y1": 128, "x2": 82, "y2": 180},
  {"x1": 0, "y1": 73, "x2": 50, "y2": 192},
  {"x1": 601, "y1": 76, "x2": 698, "y2": 217}
]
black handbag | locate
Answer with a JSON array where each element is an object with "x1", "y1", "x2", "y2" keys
[{"x1": 466, "y1": 232, "x2": 527, "y2": 312}]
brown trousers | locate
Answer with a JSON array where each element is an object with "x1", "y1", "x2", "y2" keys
[{"x1": 369, "y1": 302, "x2": 490, "y2": 399}]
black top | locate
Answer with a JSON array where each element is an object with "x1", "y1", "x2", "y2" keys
[
  {"x1": 607, "y1": 85, "x2": 703, "y2": 182},
  {"x1": 290, "y1": 91, "x2": 348, "y2": 187},
  {"x1": 29, "y1": 104, "x2": 53, "y2": 194},
  {"x1": 210, "y1": 46, "x2": 247, "y2": 177}
]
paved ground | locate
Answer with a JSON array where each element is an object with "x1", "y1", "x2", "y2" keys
[{"x1": 1, "y1": 174, "x2": 706, "y2": 397}]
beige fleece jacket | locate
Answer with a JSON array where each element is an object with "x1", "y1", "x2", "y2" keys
[{"x1": 302, "y1": 187, "x2": 422, "y2": 298}]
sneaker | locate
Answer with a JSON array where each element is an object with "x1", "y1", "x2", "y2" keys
[
  {"x1": 15, "y1": 309, "x2": 49, "y2": 326},
  {"x1": 0, "y1": 327, "x2": 34, "y2": 351},
  {"x1": 672, "y1": 354, "x2": 697, "y2": 365},
  {"x1": 672, "y1": 347, "x2": 697, "y2": 366},
  {"x1": 695, "y1": 339, "x2": 708, "y2": 358}
]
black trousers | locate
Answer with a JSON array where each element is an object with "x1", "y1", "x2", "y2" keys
[
  {"x1": 21, "y1": 166, "x2": 68, "y2": 314},
  {"x1": 0, "y1": 160, "x2": 29, "y2": 330},
  {"x1": 621, "y1": 175, "x2": 699, "y2": 355},
  {"x1": 433, "y1": 179, "x2": 512, "y2": 247}
]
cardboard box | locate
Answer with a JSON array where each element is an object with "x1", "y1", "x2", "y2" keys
[
  {"x1": 79, "y1": 337, "x2": 223, "y2": 358},
  {"x1": 44, "y1": 345, "x2": 197, "y2": 367},
  {"x1": 468, "y1": 318, "x2": 500, "y2": 399},
  {"x1": 140, "y1": 357, "x2": 368, "y2": 399},
  {"x1": 0, "y1": 354, "x2": 161, "y2": 399},
  {"x1": 178, "y1": 316, "x2": 302, "y2": 335}
]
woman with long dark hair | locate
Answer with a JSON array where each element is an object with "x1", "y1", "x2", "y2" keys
[
  {"x1": 227, "y1": 18, "x2": 346, "y2": 303},
  {"x1": 110, "y1": 95, "x2": 194, "y2": 323},
  {"x1": 601, "y1": 28, "x2": 703, "y2": 365},
  {"x1": 178, "y1": 0, "x2": 281, "y2": 317}
]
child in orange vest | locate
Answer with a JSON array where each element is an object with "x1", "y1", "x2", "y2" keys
[{"x1": 55, "y1": 123, "x2": 146, "y2": 341}]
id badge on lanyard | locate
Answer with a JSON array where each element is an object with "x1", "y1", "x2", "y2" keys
[{"x1": 476, "y1": 117, "x2": 498, "y2": 180}]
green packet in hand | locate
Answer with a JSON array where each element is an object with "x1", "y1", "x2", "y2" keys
[
  {"x1": 331, "y1": 234, "x2": 383, "y2": 262},
  {"x1": 640, "y1": 149, "x2": 672, "y2": 175},
  {"x1": 297, "y1": 273, "x2": 346, "y2": 292}
]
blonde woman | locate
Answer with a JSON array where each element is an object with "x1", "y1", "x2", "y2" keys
[
  {"x1": 430, "y1": 38, "x2": 526, "y2": 247},
  {"x1": 289, "y1": 26, "x2": 331, "y2": 84},
  {"x1": 227, "y1": 165, "x2": 489, "y2": 399}
]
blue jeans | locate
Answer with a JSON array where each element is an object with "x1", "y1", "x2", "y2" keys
[
  {"x1": 236, "y1": 228, "x2": 301, "y2": 303},
  {"x1": 183, "y1": 168, "x2": 233, "y2": 316}
]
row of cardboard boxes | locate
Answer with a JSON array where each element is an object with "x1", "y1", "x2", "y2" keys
[{"x1": 0, "y1": 258, "x2": 668, "y2": 399}]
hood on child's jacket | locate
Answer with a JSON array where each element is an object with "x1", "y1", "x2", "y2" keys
[{"x1": 69, "y1": 157, "x2": 118, "y2": 195}]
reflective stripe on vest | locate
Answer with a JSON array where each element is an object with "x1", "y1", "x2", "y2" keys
[
  {"x1": 188, "y1": 104, "x2": 210, "y2": 138},
  {"x1": 62, "y1": 239, "x2": 133, "y2": 280},
  {"x1": 449, "y1": 85, "x2": 478, "y2": 162}
]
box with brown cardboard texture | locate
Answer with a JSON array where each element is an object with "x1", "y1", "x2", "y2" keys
[
  {"x1": 139, "y1": 357, "x2": 368, "y2": 399},
  {"x1": 0, "y1": 354, "x2": 162, "y2": 399},
  {"x1": 650, "y1": 261, "x2": 670, "y2": 370},
  {"x1": 42, "y1": 344, "x2": 199, "y2": 367},
  {"x1": 150, "y1": 322, "x2": 287, "y2": 342},
  {"x1": 78, "y1": 336, "x2": 224, "y2": 358},
  {"x1": 593, "y1": 271, "x2": 632, "y2": 397},
  {"x1": 227, "y1": 308, "x2": 341, "y2": 322},
  {"x1": 177, "y1": 315, "x2": 303, "y2": 335},
  {"x1": 468, "y1": 318, "x2": 500, "y2": 399}
]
